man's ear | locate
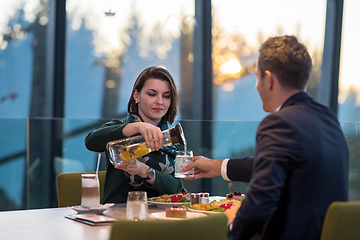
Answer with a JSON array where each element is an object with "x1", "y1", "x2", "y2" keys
[{"x1": 264, "y1": 70, "x2": 274, "y2": 90}]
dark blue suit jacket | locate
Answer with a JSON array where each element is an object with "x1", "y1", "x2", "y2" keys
[{"x1": 228, "y1": 92, "x2": 349, "y2": 240}]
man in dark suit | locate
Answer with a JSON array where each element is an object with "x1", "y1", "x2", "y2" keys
[{"x1": 183, "y1": 35, "x2": 349, "y2": 240}]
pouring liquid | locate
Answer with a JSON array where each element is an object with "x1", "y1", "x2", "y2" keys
[
  {"x1": 118, "y1": 136, "x2": 188, "y2": 162},
  {"x1": 118, "y1": 142, "x2": 152, "y2": 161},
  {"x1": 108, "y1": 123, "x2": 186, "y2": 164}
]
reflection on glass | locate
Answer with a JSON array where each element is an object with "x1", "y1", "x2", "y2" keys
[
  {"x1": 0, "y1": 0, "x2": 49, "y2": 118},
  {"x1": 338, "y1": 0, "x2": 360, "y2": 122},
  {"x1": 65, "y1": 0, "x2": 194, "y2": 119},
  {"x1": 0, "y1": 118, "x2": 359, "y2": 211},
  {"x1": 212, "y1": 0, "x2": 326, "y2": 121},
  {"x1": 341, "y1": 122, "x2": 360, "y2": 200},
  {"x1": 0, "y1": 119, "x2": 27, "y2": 211}
]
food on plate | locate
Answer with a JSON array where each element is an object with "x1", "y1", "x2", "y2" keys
[
  {"x1": 183, "y1": 195, "x2": 244, "y2": 212},
  {"x1": 171, "y1": 194, "x2": 186, "y2": 203},
  {"x1": 220, "y1": 203, "x2": 233, "y2": 210},
  {"x1": 150, "y1": 193, "x2": 191, "y2": 203},
  {"x1": 182, "y1": 203, "x2": 225, "y2": 212},
  {"x1": 210, "y1": 198, "x2": 242, "y2": 208},
  {"x1": 227, "y1": 192, "x2": 245, "y2": 201},
  {"x1": 151, "y1": 194, "x2": 170, "y2": 202},
  {"x1": 166, "y1": 207, "x2": 187, "y2": 218},
  {"x1": 192, "y1": 203, "x2": 212, "y2": 210},
  {"x1": 233, "y1": 192, "x2": 245, "y2": 200},
  {"x1": 226, "y1": 193, "x2": 234, "y2": 199}
]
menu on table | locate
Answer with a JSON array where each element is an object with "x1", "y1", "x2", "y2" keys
[{"x1": 65, "y1": 214, "x2": 117, "y2": 226}]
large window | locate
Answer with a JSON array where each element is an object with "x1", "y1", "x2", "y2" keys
[
  {"x1": 212, "y1": 0, "x2": 327, "y2": 121},
  {"x1": 2, "y1": 0, "x2": 360, "y2": 211},
  {"x1": 62, "y1": 0, "x2": 195, "y2": 194},
  {"x1": 65, "y1": 0, "x2": 194, "y2": 119},
  {"x1": 0, "y1": 0, "x2": 51, "y2": 210},
  {"x1": 0, "y1": 0, "x2": 50, "y2": 118},
  {"x1": 338, "y1": 0, "x2": 360, "y2": 122}
]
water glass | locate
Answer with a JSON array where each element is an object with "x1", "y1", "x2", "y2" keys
[
  {"x1": 81, "y1": 173, "x2": 100, "y2": 208},
  {"x1": 174, "y1": 150, "x2": 194, "y2": 178},
  {"x1": 126, "y1": 191, "x2": 148, "y2": 221}
]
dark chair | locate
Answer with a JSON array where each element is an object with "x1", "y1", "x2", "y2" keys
[{"x1": 56, "y1": 171, "x2": 106, "y2": 207}]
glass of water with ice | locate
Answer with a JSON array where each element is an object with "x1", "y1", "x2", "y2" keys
[
  {"x1": 126, "y1": 191, "x2": 148, "y2": 221},
  {"x1": 174, "y1": 150, "x2": 194, "y2": 178}
]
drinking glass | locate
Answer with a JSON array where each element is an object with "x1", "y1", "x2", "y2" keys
[
  {"x1": 81, "y1": 173, "x2": 100, "y2": 208},
  {"x1": 174, "y1": 150, "x2": 194, "y2": 178},
  {"x1": 126, "y1": 191, "x2": 148, "y2": 221}
]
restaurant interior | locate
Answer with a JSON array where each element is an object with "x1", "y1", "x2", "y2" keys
[{"x1": 0, "y1": 0, "x2": 360, "y2": 239}]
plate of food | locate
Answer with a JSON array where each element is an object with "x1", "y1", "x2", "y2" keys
[
  {"x1": 70, "y1": 203, "x2": 115, "y2": 214},
  {"x1": 148, "y1": 192, "x2": 191, "y2": 209},
  {"x1": 182, "y1": 204, "x2": 225, "y2": 214},
  {"x1": 149, "y1": 207, "x2": 206, "y2": 220},
  {"x1": 183, "y1": 193, "x2": 245, "y2": 214}
]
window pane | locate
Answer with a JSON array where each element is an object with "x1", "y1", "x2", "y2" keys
[
  {"x1": 0, "y1": 1, "x2": 50, "y2": 118},
  {"x1": 338, "y1": 0, "x2": 360, "y2": 122},
  {"x1": 65, "y1": 0, "x2": 194, "y2": 119},
  {"x1": 0, "y1": 0, "x2": 50, "y2": 210},
  {"x1": 0, "y1": 119, "x2": 27, "y2": 210},
  {"x1": 212, "y1": 0, "x2": 326, "y2": 121}
]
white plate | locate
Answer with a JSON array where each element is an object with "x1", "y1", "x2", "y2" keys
[
  {"x1": 148, "y1": 197, "x2": 190, "y2": 209},
  {"x1": 149, "y1": 211, "x2": 206, "y2": 220},
  {"x1": 70, "y1": 203, "x2": 114, "y2": 214},
  {"x1": 183, "y1": 196, "x2": 230, "y2": 214},
  {"x1": 185, "y1": 208, "x2": 224, "y2": 214},
  {"x1": 148, "y1": 200, "x2": 190, "y2": 209},
  {"x1": 148, "y1": 196, "x2": 226, "y2": 209}
]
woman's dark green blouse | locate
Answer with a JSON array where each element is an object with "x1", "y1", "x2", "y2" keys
[{"x1": 85, "y1": 114, "x2": 182, "y2": 203}]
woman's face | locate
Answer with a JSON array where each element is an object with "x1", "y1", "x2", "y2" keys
[{"x1": 133, "y1": 78, "x2": 172, "y2": 125}]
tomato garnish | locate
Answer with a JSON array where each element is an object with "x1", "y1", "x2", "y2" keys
[
  {"x1": 220, "y1": 203, "x2": 234, "y2": 210},
  {"x1": 171, "y1": 194, "x2": 185, "y2": 203}
]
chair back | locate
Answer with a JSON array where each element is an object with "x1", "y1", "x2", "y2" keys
[
  {"x1": 109, "y1": 213, "x2": 228, "y2": 240},
  {"x1": 320, "y1": 201, "x2": 360, "y2": 240},
  {"x1": 56, "y1": 171, "x2": 106, "y2": 207}
]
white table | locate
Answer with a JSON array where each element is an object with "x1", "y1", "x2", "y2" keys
[
  {"x1": 0, "y1": 198, "x2": 226, "y2": 239},
  {"x1": 0, "y1": 203, "x2": 163, "y2": 240}
]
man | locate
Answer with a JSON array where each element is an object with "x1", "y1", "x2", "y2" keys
[{"x1": 183, "y1": 35, "x2": 349, "y2": 240}]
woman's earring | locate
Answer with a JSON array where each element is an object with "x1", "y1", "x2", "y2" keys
[{"x1": 135, "y1": 100, "x2": 138, "y2": 104}]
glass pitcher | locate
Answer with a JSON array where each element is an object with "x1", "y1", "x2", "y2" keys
[{"x1": 106, "y1": 123, "x2": 186, "y2": 165}]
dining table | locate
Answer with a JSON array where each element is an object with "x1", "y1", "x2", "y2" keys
[
  {"x1": 0, "y1": 196, "x2": 227, "y2": 240},
  {"x1": 0, "y1": 203, "x2": 165, "y2": 240}
]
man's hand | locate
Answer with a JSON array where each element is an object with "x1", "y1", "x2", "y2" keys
[
  {"x1": 225, "y1": 204, "x2": 241, "y2": 224},
  {"x1": 182, "y1": 156, "x2": 223, "y2": 180}
]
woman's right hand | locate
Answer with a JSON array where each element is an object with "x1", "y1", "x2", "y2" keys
[{"x1": 123, "y1": 122, "x2": 163, "y2": 151}]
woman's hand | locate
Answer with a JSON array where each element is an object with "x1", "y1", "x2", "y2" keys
[
  {"x1": 114, "y1": 160, "x2": 156, "y2": 184},
  {"x1": 123, "y1": 122, "x2": 163, "y2": 151},
  {"x1": 137, "y1": 123, "x2": 163, "y2": 151},
  {"x1": 114, "y1": 159, "x2": 142, "y2": 175}
]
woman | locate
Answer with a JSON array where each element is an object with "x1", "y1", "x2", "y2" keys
[{"x1": 85, "y1": 66, "x2": 182, "y2": 203}]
